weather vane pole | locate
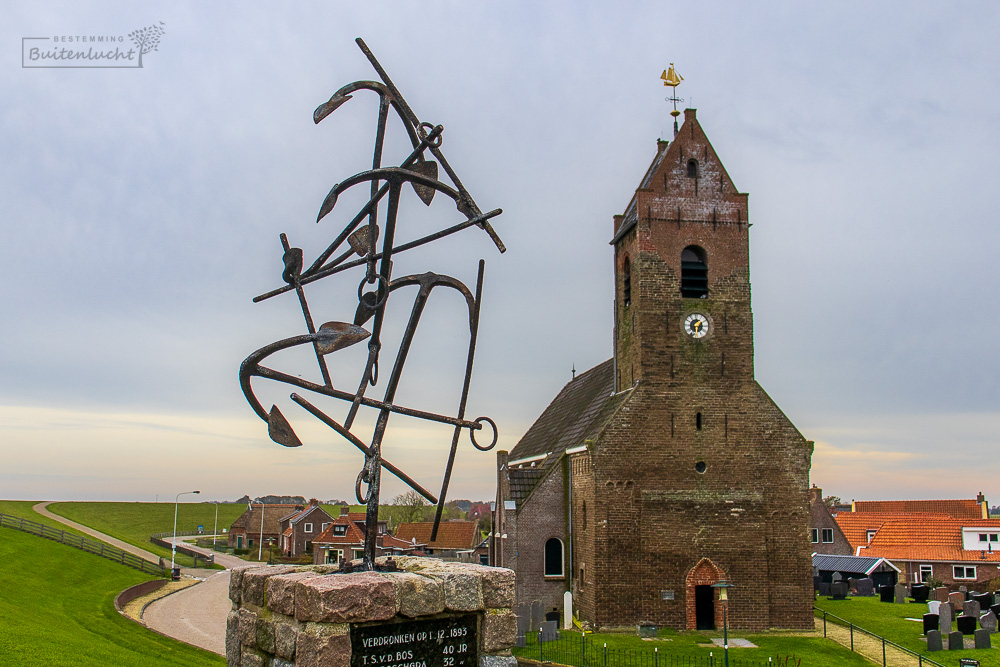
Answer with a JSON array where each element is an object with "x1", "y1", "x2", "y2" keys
[{"x1": 661, "y1": 63, "x2": 684, "y2": 136}]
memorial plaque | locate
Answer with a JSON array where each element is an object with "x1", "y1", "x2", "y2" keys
[{"x1": 351, "y1": 615, "x2": 478, "y2": 667}]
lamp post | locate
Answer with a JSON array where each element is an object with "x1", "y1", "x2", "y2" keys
[
  {"x1": 172, "y1": 490, "x2": 201, "y2": 571},
  {"x1": 213, "y1": 501, "x2": 219, "y2": 547},
  {"x1": 711, "y1": 581, "x2": 734, "y2": 667}
]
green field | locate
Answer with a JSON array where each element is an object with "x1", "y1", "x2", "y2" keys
[
  {"x1": 0, "y1": 500, "x2": 89, "y2": 538},
  {"x1": 0, "y1": 526, "x2": 224, "y2": 666},
  {"x1": 816, "y1": 595, "x2": 1000, "y2": 665},
  {"x1": 47, "y1": 501, "x2": 247, "y2": 568}
]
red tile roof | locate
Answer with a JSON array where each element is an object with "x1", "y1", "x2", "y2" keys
[
  {"x1": 852, "y1": 499, "x2": 986, "y2": 521},
  {"x1": 835, "y1": 512, "x2": 954, "y2": 550},
  {"x1": 395, "y1": 521, "x2": 479, "y2": 550},
  {"x1": 856, "y1": 515, "x2": 1000, "y2": 563}
]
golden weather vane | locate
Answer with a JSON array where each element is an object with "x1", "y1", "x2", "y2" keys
[{"x1": 661, "y1": 63, "x2": 684, "y2": 136}]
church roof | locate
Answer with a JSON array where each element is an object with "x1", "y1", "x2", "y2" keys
[{"x1": 508, "y1": 358, "x2": 626, "y2": 463}]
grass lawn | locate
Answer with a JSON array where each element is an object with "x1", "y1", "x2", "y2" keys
[
  {"x1": 0, "y1": 526, "x2": 224, "y2": 666},
  {"x1": 47, "y1": 502, "x2": 247, "y2": 568},
  {"x1": 816, "y1": 594, "x2": 1000, "y2": 665},
  {"x1": 513, "y1": 626, "x2": 872, "y2": 666},
  {"x1": 0, "y1": 500, "x2": 89, "y2": 538}
]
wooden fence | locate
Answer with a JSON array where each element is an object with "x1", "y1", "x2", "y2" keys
[{"x1": 0, "y1": 512, "x2": 166, "y2": 577}]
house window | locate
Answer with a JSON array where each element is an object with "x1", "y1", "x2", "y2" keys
[
  {"x1": 321, "y1": 523, "x2": 330, "y2": 532},
  {"x1": 954, "y1": 565, "x2": 976, "y2": 580},
  {"x1": 334, "y1": 525, "x2": 347, "y2": 536},
  {"x1": 544, "y1": 538, "x2": 564, "y2": 577},
  {"x1": 867, "y1": 530, "x2": 877, "y2": 543},
  {"x1": 919, "y1": 564, "x2": 933, "y2": 582},
  {"x1": 992, "y1": 534, "x2": 999, "y2": 542},
  {"x1": 480, "y1": 554, "x2": 489, "y2": 565},
  {"x1": 305, "y1": 540, "x2": 312, "y2": 553},
  {"x1": 980, "y1": 533, "x2": 988, "y2": 542},
  {"x1": 821, "y1": 529, "x2": 834, "y2": 543},
  {"x1": 680, "y1": 246, "x2": 708, "y2": 298},
  {"x1": 810, "y1": 528, "x2": 818, "y2": 543},
  {"x1": 326, "y1": 548, "x2": 343, "y2": 564},
  {"x1": 304, "y1": 523, "x2": 313, "y2": 533},
  {"x1": 353, "y1": 549, "x2": 364, "y2": 560}
]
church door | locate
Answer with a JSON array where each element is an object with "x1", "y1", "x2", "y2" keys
[{"x1": 695, "y1": 585, "x2": 715, "y2": 630}]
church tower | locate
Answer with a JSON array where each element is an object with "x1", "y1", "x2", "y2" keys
[{"x1": 494, "y1": 108, "x2": 814, "y2": 632}]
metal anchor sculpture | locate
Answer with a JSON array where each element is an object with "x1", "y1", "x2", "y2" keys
[{"x1": 240, "y1": 38, "x2": 504, "y2": 570}]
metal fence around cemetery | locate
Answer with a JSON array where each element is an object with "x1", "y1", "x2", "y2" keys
[
  {"x1": 513, "y1": 630, "x2": 801, "y2": 667},
  {"x1": 0, "y1": 512, "x2": 165, "y2": 577},
  {"x1": 815, "y1": 608, "x2": 946, "y2": 667}
]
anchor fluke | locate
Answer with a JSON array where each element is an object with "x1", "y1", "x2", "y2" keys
[
  {"x1": 315, "y1": 321, "x2": 371, "y2": 354},
  {"x1": 268, "y1": 405, "x2": 303, "y2": 447}
]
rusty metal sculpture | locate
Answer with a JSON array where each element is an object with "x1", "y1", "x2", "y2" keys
[{"x1": 240, "y1": 38, "x2": 504, "y2": 570}]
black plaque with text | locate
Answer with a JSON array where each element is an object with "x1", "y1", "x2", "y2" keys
[{"x1": 351, "y1": 614, "x2": 478, "y2": 667}]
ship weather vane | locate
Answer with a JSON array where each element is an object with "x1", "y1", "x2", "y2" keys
[
  {"x1": 239, "y1": 38, "x2": 505, "y2": 571},
  {"x1": 661, "y1": 63, "x2": 684, "y2": 136}
]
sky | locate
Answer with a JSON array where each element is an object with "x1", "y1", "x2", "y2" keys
[{"x1": 2, "y1": 2, "x2": 999, "y2": 505}]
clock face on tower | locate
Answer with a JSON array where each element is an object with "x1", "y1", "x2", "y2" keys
[{"x1": 684, "y1": 313, "x2": 710, "y2": 339}]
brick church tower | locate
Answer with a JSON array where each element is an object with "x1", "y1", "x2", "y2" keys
[{"x1": 493, "y1": 109, "x2": 814, "y2": 631}]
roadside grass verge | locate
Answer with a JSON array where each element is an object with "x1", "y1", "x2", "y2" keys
[
  {"x1": 815, "y1": 595, "x2": 1000, "y2": 665},
  {"x1": 0, "y1": 527, "x2": 224, "y2": 666},
  {"x1": 514, "y1": 626, "x2": 872, "y2": 666},
  {"x1": 0, "y1": 500, "x2": 89, "y2": 538},
  {"x1": 48, "y1": 502, "x2": 247, "y2": 568}
]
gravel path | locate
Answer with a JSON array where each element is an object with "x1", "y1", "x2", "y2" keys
[{"x1": 143, "y1": 570, "x2": 231, "y2": 655}]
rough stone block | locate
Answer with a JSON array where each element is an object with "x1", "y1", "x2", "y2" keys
[
  {"x1": 268, "y1": 571, "x2": 325, "y2": 616},
  {"x1": 296, "y1": 571, "x2": 397, "y2": 623},
  {"x1": 480, "y1": 656, "x2": 517, "y2": 667},
  {"x1": 394, "y1": 572, "x2": 445, "y2": 618},
  {"x1": 296, "y1": 624, "x2": 350, "y2": 667},
  {"x1": 483, "y1": 609, "x2": 517, "y2": 653},
  {"x1": 242, "y1": 565, "x2": 300, "y2": 607},
  {"x1": 274, "y1": 619, "x2": 299, "y2": 660},
  {"x1": 255, "y1": 616, "x2": 276, "y2": 654},
  {"x1": 440, "y1": 571, "x2": 485, "y2": 611},
  {"x1": 230, "y1": 568, "x2": 244, "y2": 603},
  {"x1": 271, "y1": 660, "x2": 295, "y2": 667},
  {"x1": 240, "y1": 608, "x2": 258, "y2": 647},
  {"x1": 241, "y1": 647, "x2": 266, "y2": 667},
  {"x1": 226, "y1": 610, "x2": 242, "y2": 666},
  {"x1": 480, "y1": 568, "x2": 515, "y2": 609}
]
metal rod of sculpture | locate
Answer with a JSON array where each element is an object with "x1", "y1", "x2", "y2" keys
[{"x1": 240, "y1": 38, "x2": 504, "y2": 570}]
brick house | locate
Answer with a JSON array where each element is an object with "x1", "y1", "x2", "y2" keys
[
  {"x1": 311, "y1": 507, "x2": 416, "y2": 564},
  {"x1": 395, "y1": 521, "x2": 480, "y2": 559},
  {"x1": 493, "y1": 109, "x2": 814, "y2": 632},
  {"x1": 277, "y1": 499, "x2": 334, "y2": 557},
  {"x1": 808, "y1": 486, "x2": 852, "y2": 556},
  {"x1": 228, "y1": 503, "x2": 301, "y2": 551}
]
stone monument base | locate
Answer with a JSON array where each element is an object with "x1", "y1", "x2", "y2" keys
[{"x1": 227, "y1": 556, "x2": 516, "y2": 667}]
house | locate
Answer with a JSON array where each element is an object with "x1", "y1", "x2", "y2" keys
[
  {"x1": 808, "y1": 486, "x2": 852, "y2": 556},
  {"x1": 395, "y1": 521, "x2": 480, "y2": 559},
  {"x1": 492, "y1": 109, "x2": 814, "y2": 632},
  {"x1": 812, "y1": 553, "x2": 899, "y2": 588},
  {"x1": 312, "y1": 507, "x2": 417, "y2": 564},
  {"x1": 228, "y1": 503, "x2": 302, "y2": 551},
  {"x1": 277, "y1": 499, "x2": 334, "y2": 557}
]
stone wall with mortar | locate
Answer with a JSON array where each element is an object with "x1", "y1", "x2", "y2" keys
[{"x1": 227, "y1": 556, "x2": 517, "y2": 667}]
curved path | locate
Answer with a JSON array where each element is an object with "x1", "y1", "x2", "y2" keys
[
  {"x1": 143, "y1": 569, "x2": 231, "y2": 655},
  {"x1": 33, "y1": 501, "x2": 161, "y2": 565}
]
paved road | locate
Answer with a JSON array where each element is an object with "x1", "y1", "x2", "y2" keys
[
  {"x1": 163, "y1": 535, "x2": 254, "y2": 571},
  {"x1": 143, "y1": 569, "x2": 231, "y2": 655},
  {"x1": 33, "y1": 501, "x2": 162, "y2": 565}
]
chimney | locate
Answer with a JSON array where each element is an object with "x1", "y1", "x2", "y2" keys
[
  {"x1": 340, "y1": 506, "x2": 350, "y2": 516},
  {"x1": 309, "y1": 498, "x2": 319, "y2": 507},
  {"x1": 809, "y1": 485, "x2": 822, "y2": 504}
]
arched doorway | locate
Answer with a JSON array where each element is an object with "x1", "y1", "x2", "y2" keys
[{"x1": 685, "y1": 558, "x2": 728, "y2": 631}]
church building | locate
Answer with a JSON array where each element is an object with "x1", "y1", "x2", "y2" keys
[{"x1": 492, "y1": 108, "x2": 814, "y2": 631}]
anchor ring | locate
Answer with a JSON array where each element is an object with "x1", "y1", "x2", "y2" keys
[{"x1": 470, "y1": 416, "x2": 498, "y2": 451}]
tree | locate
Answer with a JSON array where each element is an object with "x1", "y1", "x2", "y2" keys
[
  {"x1": 823, "y1": 495, "x2": 842, "y2": 508},
  {"x1": 390, "y1": 491, "x2": 429, "y2": 529},
  {"x1": 128, "y1": 22, "x2": 165, "y2": 68}
]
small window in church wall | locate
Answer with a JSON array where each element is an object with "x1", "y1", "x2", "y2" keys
[
  {"x1": 544, "y1": 538, "x2": 564, "y2": 577},
  {"x1": 687, "y1": 159, "x2": 699, "y2": 178},
  {"x1": 681, "y1": 246, "x2": 708, "y2": 298},
  {"x1": 623, "y1": 256, "x2": 631, "y2": 307}
]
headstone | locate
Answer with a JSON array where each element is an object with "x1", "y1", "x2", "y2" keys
[
  {"x1": 958, "y1": 615, "x2": 978, "y2": 635},
  {"x1": 975, "y1": 628, "x2": 992, "y2": 649},
  {"x1": 895, "y1": 582, "x2": 908, "y2": 604},
  {"x1": 974, "y1": 592, "x2": 994, "y2": 609},
  {"x1": 926, "y1": 629, "x2": 943, "y2": 651},
  {"x1": 879, "y1": 585, "x2": 894, "y2": 602},
  {"x1": 929, "y1": 600, "x2": 941, "y2": 615},
  {"x1": 951, "y1": 592, "x2": 967, "y2": 607},
  {"x1": 563, "y1": 591, "x2": 573, "y2": 631},
  {"x1": 539, "y1": 621, "x2": 559, "y2": 643},
  {"x1": 855, "y1": 578, "x2": 875, "y2": 597},
  {"x1": 949, "y1": 630, "x2": 965, "y2": 650},
  {"x1": 516, "y1": 612, "x2": 529, "y2": 639},
  {"x1": 818, "y1": 582, "x2": 831, "y2": 596},
  {"x1": 981, "y1": 610, "x2": 998, "y2": 633},
  {"x1": 530, "y1": 600, "x2": 544, "y2": 632},
  {"x1": 933, "y1": 587, "x2": 950, "y2": 602},
  {"x1": 923, "y1": 613, "x2": 940, "y2": 635},
  {"x1": 992, "y1": 603, "x2": 1000, "y2": 619},
  {"x1": 964, "y1": 600, "x2": 982, "y2": 618},
  {"x1": 939, "y1": 602, "x2": 953, "y2": 633},
  {"x1": 637, "y1": 624, "x2": 657, "y2": 638},
  {"x1": 831, "y1": 581, "x2": 848, "y2": 600},
  {"x1": 831, "y1": 571, "x2": 843, "y2": 582},
  {"x1": 912, "y1": 584, "x2": 930, "y2": 603}
]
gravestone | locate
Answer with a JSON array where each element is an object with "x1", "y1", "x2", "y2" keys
[
  {"x1": 530, "y1": 600, "x2": 544, "y2": 632},
  {"x1": 975, "y1": 628, "x2": 992, "y2": 649},
  {"x1": 895, "y1": 582, "x2": 908, "y2": 604},
  {"x1": 939, "y1": 602, "x2": 953, "y2": 633},
  {"x1": 980, "y1": 610, "x2": 998, "y2": 633},
  {"x1": 831, "y1": 581, "x2": 849, "y2": 600},
  {"x1": 926, "y1": 629, "x2": 943, "y2": 651},
  {"x1": 855, "y1": 578, "x2": 875, "y2": 597},
  {"x1": 831, "y1": 571, "x2": 843, "y2": 582},
  {"x1": 951, "y1": 592, "x2": 967, "y2": 607},
  {"x1": 879, "y1": 585, "x2": 894, "y2": 602},
  {"x1": 949, "y1": 630, "x2": 965, "y2": 650},
  {"x1": 515, "y1": 612, "x2": 529, "y2": 640},
  {"x1": 933, "y1": 587, "x2": 950, "y2": 602},
  {"x1": 992, "y1": 603, "x2": 1000, "y2": 618},
  {"x1": 637, "y1": 623, "x2": 657, "y2": 639},
  {"x1": 539, "y1": 621, "x2": 559, "y2": 643},
  {"x1": 958, "y1": 615, "x2": 978, "y2": 635},
  {"x1": 912, "y1": 584, "x2": 930, "y2": 603},
  {"x1": 929, "y1": 600, "x2": 941, "y2": 615},
  {"x1": 964, "y1": 600, "x2": 982, "y2": 618},
  {"x1": 923, "y1": 613, "x2": 939, "y2": 635},
  {"x1": 818, "y1": 582, "x2": 830, "y2": 596},
  {"x1": 974, "y1": 592, "x2": 994, "y2": 609}
]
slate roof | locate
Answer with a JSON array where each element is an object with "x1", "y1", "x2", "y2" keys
[
  {"x1": 812, "y1": 553, "x2": 900, "y2": 575},
  {"x1": 852, "y1": 499, "x2": 986, "y2": 521},
  {"x1": 395, "y1": 521, "x2": 479, "y2": 550},
  {"x1": 508, "y1": 359, "x2": 625, "y2": 461}
]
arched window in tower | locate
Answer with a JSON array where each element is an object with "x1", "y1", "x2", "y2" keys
[
  {"x1": 544, "y1": 538, "x2": 564, "y2": 577},
  {"x1": 681, "y1": 246, "x2": 708, "y2": 298},
  {"x1": 687, "y1": 159, "x2": 699, "y2": 178},
  {"x1": 623, "y1": 256, "x2": 631, "y2": 307}
]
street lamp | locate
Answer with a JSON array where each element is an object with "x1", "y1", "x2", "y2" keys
[
  {"x1": 711, "y1": 581, "x2": 735, "y2": 667},
  {"x1": 171, "y1": 490, "x2": 200, "y2": 572}
]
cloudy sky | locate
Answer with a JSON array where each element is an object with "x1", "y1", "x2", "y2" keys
[{"x1": 2, "y1": 2, "x2": 998, "y2": 506}]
